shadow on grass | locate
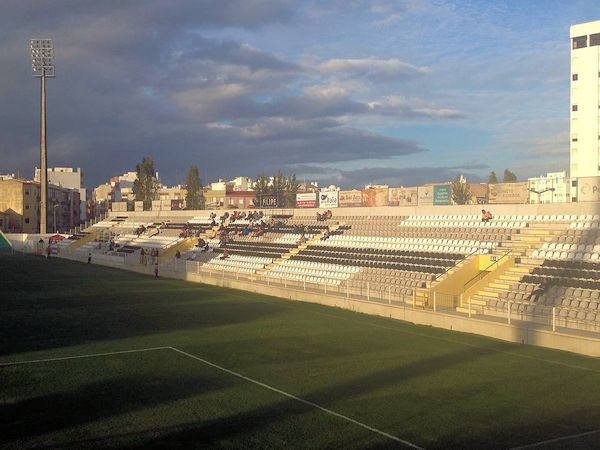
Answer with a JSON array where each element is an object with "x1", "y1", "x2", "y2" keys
[
  {"x1": 0, "y1": 372, "x2": 232, "y2": 445},
  {"x1": 0, "y1": 255, "x2": 285, "y2": 357},
  {"x1": 35, "y1": 344, "x2": 507, "y2": 449}
]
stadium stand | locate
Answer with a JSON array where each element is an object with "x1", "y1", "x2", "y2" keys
[{"x1": 48, "y1": 208, "x2": 600, "y2": 336}]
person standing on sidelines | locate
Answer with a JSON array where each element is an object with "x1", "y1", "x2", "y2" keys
[
  {"x1": 154, "y1": 262, "x2": 159, "y2": 278},
  {"x1": 46, "y1": 245, "x2": 52, "y2": 259}
]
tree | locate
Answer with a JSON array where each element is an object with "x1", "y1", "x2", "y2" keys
[
  {"x1": 488, "y1": 171, "x2": 498, "y2": 184},
  {"x1": 252, "y1": 173, "x2": 269, "y2": 207},
  {"x1": 185, "y1": 166, "x2": 204, "y2": 210},
  {"x1": 252, "y1": 171, "x2": 300, "y2": 208},
  {"x1": 503, "y1": 169, "x2": 517, "y2": 183},
  {"x1": 451, "y1": 175, "x2": 472, "y2": 205},
  {"x1": 132, "y1": 156, "x2": 159, "y2": 210},
  {"x1": 283, "y1": 174, "x2": 300, "y2": 208}
]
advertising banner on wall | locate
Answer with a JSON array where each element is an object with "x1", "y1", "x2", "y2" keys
[
  {"x1": 258, "y1": 195, "x2": 278, "y2": 208},
  {"x1": 362, "y1": 188, "x2": 389, "y2": 207},
  {"x1": 296, "y1": 192, "x2": 317, "y2": 208},
  {"x1": 433, "y1": 185, "x2": 452, "y2": 205},
  {"x1": 319, "y1": 190, "x2": 339, "y2": 208},
  {"x1": 388, "y1": 187, "x2": 418, "y2": 206},
  {"x1": 417, "y1": 186, "x2": 433, "y2": 206},
  {"x1": 338, "y1": 190, "x2": 363, "y2": 207},
  {"x1": 469, "y1": 183, "x2": 489, "y2": 204},
  {"x1": 577, "y1": 176, "x2": 600, "y2": 202},
  {"x1": 488, "y1": 182, "x2": 529, "y2": 204}
]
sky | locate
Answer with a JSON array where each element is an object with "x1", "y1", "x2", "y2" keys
[{"x1": 0, "y1": 0, "x2": 598, "y2": 190}]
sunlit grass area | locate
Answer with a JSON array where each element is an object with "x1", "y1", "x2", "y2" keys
[{"x1": 1, "y1": 255, "x2": 600, "y2": 449}]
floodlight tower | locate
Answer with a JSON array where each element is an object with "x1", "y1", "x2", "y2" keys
[{"x1": 30, "y1": 38, "x2": 55, "y2": 234}]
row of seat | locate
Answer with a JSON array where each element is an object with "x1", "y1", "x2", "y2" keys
[
  {"x1": 398, "y1": 220, "x2": 526, "y2": 228},
  {"x1": 531, "y1": 250, "x2": 600, "y2": 261}
]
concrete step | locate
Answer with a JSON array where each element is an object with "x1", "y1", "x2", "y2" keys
[
  {"x1": 499, "y1": 274, "x2": 521, "y2": 282},
  {"x1": 470, "y1": 298, "x2": 487, "y2": 306},
  {"x1": 511, "y1": 266, "x2": 532, "y2": 274},
  {"x1": 511, "y1": 235, "x2": 542, "y2": 243},
  {"x1": 527, "y1": 223, "x2": 571, "y2": 230},
  {"x1": 489, "y1": 282, "x2": 510, "y2": 289},
  {"x1": 456, "y1": 306, "x2": 481, "y2": 315},
  {"x1": 478, "y1": 290, "x2": 499, "y2": 298}
]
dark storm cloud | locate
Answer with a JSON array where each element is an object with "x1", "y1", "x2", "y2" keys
[
  {"x1": 288, "y1": 161, "x2": 488, "y2": 189},
  {"x1": 0, "y1": 0, "x2": 460, "y2": 189}
]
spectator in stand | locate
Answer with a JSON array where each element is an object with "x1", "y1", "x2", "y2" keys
[
  {"x1": 220, "y1": 249, "x2": 230, "y2": 259},
  {"x1": 197, "y1": 238, "x2": 206, "y2": 248},
  {"x1": 326, "y1": 210, "x2": 332, "y2": 220},
  {"x1": 481, "y1": 210, "x2": 493, "y2": 222}
]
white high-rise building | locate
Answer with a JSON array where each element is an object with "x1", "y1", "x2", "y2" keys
[{"x1": 570, "y1": 20, "x2": 600, "y2": 178}]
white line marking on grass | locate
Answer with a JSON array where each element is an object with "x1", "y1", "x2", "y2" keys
[
  {"x1": 169, "y1": 346, "x2": 424, "y2": 449},
  {"x1": 510, "y1": 428, "x2": 600, "y2": 449},
  {"x1": 0, "y1": 346, "x2": 171, "y2": 367}
]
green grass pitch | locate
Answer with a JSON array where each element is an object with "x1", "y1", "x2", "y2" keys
[{"x1": 1, "y1": 254, "x2": 600, "y2": 449}]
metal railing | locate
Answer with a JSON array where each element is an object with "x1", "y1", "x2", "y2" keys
[
  {"x1": 430, "y1": 247, "x2": 482, "y2": 286},
  {"x1": 462, "y1": 249, "x2": 513, "y2": 292}
]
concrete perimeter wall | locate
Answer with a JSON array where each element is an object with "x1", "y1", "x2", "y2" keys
[{"x1": 181, "y1": 271, "x2": 600, "y2": 358}]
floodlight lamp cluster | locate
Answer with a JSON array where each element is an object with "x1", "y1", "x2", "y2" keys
[{"x1": 30, "y1": 38, "x2": 55, "y2": 78}]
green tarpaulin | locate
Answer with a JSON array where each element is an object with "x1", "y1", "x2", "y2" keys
[{"x1": 0, "y1": 230, "x2": 12, "y2": 252}]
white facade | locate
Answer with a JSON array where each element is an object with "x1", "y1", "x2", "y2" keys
[
  {"x1": 527, "y1": 171, "x2": 570, "y2": 204},
  {"x1": 570, "y1": 20, "x2": 600, "y2": 178}
]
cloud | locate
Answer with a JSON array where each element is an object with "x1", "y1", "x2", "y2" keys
[
  {"x1": 334, "y1": 165, "x2": 488, "y2": 188},
  {"x1": 319, "y1": 58, "x2": 430, "y2": 80},
  {"x1": 367, "y1": 95, "x2": 464, "y2": 119}
]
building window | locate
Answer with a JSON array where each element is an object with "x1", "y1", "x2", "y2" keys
[
  {"x1": 591, "y1": 33, "x2": 600, "y2": 46},
  {"x1": 572, "y1": 74, "x2": 578, "y2": 81},
  {"x1": 572, "y1": 105, "x2": 578, "y2": 111},
  {"x1": 25, "y1": 218, "x2": 30, "y2": 224},
  {"x1": 573, "y1": 35, "x2": 587, "y2": 49}
]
